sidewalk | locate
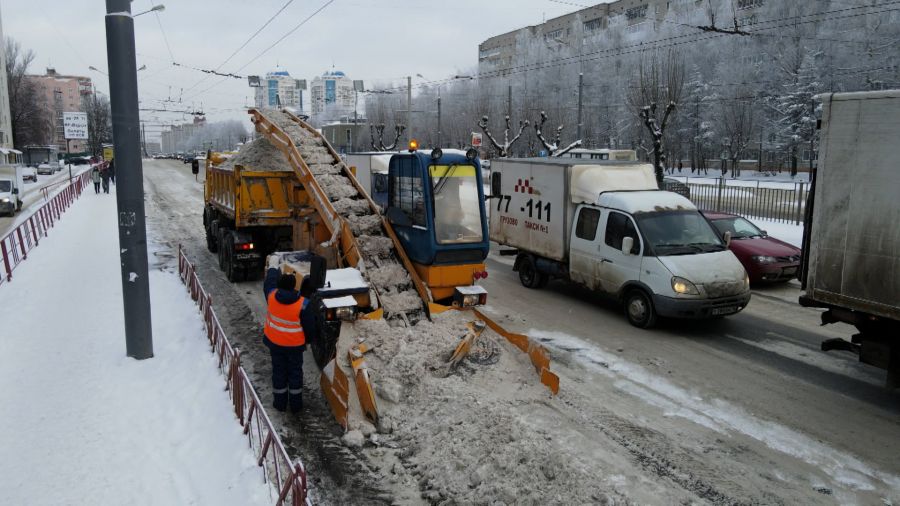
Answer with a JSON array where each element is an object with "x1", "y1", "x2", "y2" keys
[{"x1": 0, "y1": 187, "x2": 271, "y2": 505}]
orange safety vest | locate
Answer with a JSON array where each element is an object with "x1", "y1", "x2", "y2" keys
[{"x1": 264, "y1": 292, "x2": 306, "y2": 347}]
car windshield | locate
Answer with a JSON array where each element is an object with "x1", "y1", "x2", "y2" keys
[
  {"x1": 635, "y1": 210, "x2": 726, "y2": 255},
  {"x1": 710, "y1": 217, "x2": 764, "y2": 239},
  {"x1": 0, "y1": 180, "x2": 11, "y2": 192},
  {"x1": 430, "y1": 164, "x2": 484, "y2": 245}
]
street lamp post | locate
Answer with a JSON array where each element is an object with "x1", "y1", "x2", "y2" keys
[{"x1": 105, "y1": 0, "x2": 153, "y2": 359}]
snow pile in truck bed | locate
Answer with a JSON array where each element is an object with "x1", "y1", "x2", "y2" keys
[{"x1": 220, "y1": 137, "x2": 290, "y2": 172}]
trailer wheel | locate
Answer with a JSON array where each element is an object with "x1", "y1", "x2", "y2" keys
[
  {"x1": 518, "y1": 255, "x2": 547, "y2": 289},
  {"x1": 624, "y1": 289, "x2": 657, "y2": 329}
]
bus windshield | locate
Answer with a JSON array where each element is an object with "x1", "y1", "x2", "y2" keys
[
  {"x1": 430, "y1": 164, "x2": 484, "y2": 245},
  {"x1": 635, "y1": 210, "x2": 726, "y2": 256}
]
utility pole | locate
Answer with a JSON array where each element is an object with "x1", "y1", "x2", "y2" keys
[
  {"x1": 407, "y1": 76, "x2": 412, "y2": 141},
  {"x1": 141, "y1": 121, "x2": 148, "y2": 158},
  {"x1": 105, "y1": 0, "x2": 153, "y2": 360},
  {"x1": 437, "y1": 92, "x2": 442, "y2": 148},
  {"x1": 576, "y1": 72, "x2": 584, "y2": 141}
]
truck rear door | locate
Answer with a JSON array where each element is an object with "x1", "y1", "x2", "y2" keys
[
  {"x1": 569, "y1": 205, "x2": 603, "y2": 289},
  {"x1": 596, "y1": 210, "x2": 643, "y2": 295}
]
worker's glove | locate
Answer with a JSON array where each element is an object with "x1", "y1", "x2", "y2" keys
[{"x1": 266, "y1": 255, "x2": 280, "y2": 270}]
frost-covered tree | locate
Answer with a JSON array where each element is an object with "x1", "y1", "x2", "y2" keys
[
  {"x1": 534, "y1": 111, "x2": 581, "y2": 157},
  {"x1": 628, "y1": 50, "x2": 685, "y2": 185},
  {"x1": 768, "y1": 50, "x2": 821, "y2": 177},
  {"x1": 478, "y1": 115, "x2": 529, "y2": 158}
]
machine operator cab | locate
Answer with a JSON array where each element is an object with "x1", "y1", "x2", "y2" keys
[{"x1": 384, "y1": 143, "x2": 490, "y2": 303}]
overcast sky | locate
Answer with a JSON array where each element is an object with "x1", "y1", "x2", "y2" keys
[{"x1": 2, "y1": 0, "x2": 589, "y2": 140}]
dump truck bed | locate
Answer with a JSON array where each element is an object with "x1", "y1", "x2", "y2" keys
[{"x1": 204, "y1": 151, "x2": 298, "y2": 228}]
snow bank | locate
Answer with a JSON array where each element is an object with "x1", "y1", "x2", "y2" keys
[
  {"x1": 0, "y1": 188, "x2": 270, "y2": 505},
  {"x1": 746, "y1": 215, "x2": 804, "y2": 248}
]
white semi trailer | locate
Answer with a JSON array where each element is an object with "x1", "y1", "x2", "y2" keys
[
  {"x1": 489, "y1": 158, "x2": 750, "y2": 328},
  {"x1": 800, "y1": 90, "x2": 900, "y2": 388}
]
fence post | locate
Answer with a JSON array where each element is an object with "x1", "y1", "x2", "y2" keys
[
  {"x1": 716, "y1": 177, "x2": 724, "y2": 212},
  {"x1": 15, "y1": 228, "x2": 27, "y2": 259},
  {"x1": 1, "y1": 241, "x2": 12, "y2": 281}
]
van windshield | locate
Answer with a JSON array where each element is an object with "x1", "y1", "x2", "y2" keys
[
  {"x1": 430, "y1": 164, "x2": 484, "y2": 244},
  {"x1": 0, "y1": 180, "x2": 11, "y2": 192},
  {"x1": 635, "y1": 210, "x2": 725, "y2": 255}
]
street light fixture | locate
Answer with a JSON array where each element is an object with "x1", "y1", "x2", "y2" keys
[
  {"x1": 89, "y1": 66, "x2": 108, "y2": 76},
  {"x1": 133, "y1": 4, "x2": 165, "y2": 17}
]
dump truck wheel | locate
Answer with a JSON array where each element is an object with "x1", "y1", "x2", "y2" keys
[
  {"x1": 223, "y1": 232, "x2": 238, "y2": 282},
  {"x1": 206, "y1": 219, "x2": 219, "y2": 253}
]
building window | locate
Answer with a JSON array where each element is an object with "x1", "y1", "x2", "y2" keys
[
  {"x1": 584, "y1": 18, "x2": 604, "y2": 33},
  {"x1": 544, "y1": 28, "x2": 563, "y2": 41},
  {"x1": 737, "y1": 0, "x2": 764, "y2": 9},
  {"x1": 626, "y1": 5, "x2": 648, "y2": 20}
]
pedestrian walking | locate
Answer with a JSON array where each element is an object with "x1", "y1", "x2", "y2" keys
[
  {"x1": 100, "y1": 164, "x2": 111, "y2": 194},
  {"x1": 191, "y1": 158, "x2": 199, "y2": 182},
  {"x1": 108, "y1": 158, "x2": 116, "y2": 185},
  {"x1": 91, "y1": 166, "x2": 101, "y2": 194},
  {"x1": 262, "y1": 256, "x2": 316, "y2": 413}
]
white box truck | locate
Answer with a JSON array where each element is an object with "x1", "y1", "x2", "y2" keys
[
  {"x1": 800, "y1": 90, "x2": 900, "y2": 388},
  {"x1": 0, "y1": 166, "x2": 25, "y2": 216},
  {"x1": 489, "y1": 158, "x2": 750, "y2": 327},
  {"x1": 345, "y1": 152, "x2": 395, "y2": 209}
]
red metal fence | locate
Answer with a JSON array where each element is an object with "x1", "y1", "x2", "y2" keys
[
  {"x1": 177, "y1": 245, "x2": 311, "y2": 506},
  {"x1": 0, "y1": 170, "x2": 94, "y2": 286}
]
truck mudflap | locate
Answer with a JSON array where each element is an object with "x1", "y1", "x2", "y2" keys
[{"x1": 651, "y1": 292, "x2": 751, "y2": 319}]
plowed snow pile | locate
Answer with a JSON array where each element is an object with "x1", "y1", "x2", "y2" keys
[
  {"x1": 221, "y1": 137, "x2": 290, "y2": 172},
  {"x1": 336, "y1": 311, "x2": 616, "y2": 505}
]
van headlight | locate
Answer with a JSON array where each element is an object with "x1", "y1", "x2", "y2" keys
[
  {"x1": 1, "y1": 198, "x2": 9, "y2": 203},
  {"x1": 752, "y1": 255, "x2": 777, "y2": 265},
  {"x1": 671, "y1": 276, "x2": 699, "y2": 295}
]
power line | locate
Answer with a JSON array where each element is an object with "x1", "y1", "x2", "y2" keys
[
  {"x1": 183, "y1": 0, "x2": 297, "y2": 93},
  {"x1": 149, "y1": 0, "x2": 176, "y2": 62},
  {"x1": 186, "y1": 0, "x2": 336, "y2": 102}
]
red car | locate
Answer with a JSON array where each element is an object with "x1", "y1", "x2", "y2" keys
[{"x1": 701, "y1": 211, "x2": 802, "y2": 283}]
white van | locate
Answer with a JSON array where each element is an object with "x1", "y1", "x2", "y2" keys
[
  {"x1": 490, "y1": 158, "x2": 750, "y2": 327},
  {"x1": 0, "y1": 166, "x2": 25, "y2": 216}
]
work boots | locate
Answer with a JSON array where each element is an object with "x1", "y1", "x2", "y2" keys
[
  {"x1": 289, "y1": 392, "x2": 303, "y2": 414},
  {"x1": 273, "y1": 390, "x2": 288, "y2": 412}
]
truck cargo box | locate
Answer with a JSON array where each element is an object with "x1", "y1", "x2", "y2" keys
[
  {"x1": 489, "y1": 158, "x2": 657, "y2": 262},
  {"x1": 804, "y1": 90, "x2": 900, "y2": 321}
]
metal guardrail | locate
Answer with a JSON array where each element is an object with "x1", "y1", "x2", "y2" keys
[
  {"x1": 177, "y1": 245, "x2": 311, "y2": 506},
  {"x1": 672, "y1": 177, "x2": 808, "y2": 224},
  {"x1": 0, "y1": 170, "x2": 93, "y2": 286}
]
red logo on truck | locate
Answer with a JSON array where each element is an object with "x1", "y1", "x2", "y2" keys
[{"x1": 514, "y1": 178, "x2": 533, "y2": 194}]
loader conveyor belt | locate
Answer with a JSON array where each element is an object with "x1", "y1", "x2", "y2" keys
[{"x1": 248, "y1": 108, "x2": 430, "y2": 323}]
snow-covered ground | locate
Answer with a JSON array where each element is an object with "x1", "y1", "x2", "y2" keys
[
  {"x1": 0, "y1": 187, "x2": 271, "y2": 505},
  {"x1": 746, "y1": 215, "x2": 804, "y2": 247}
]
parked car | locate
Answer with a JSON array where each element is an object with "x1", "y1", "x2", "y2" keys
[
  {"x1": 36, "y1": 163, "x2": 55, "y2": 175},
  {"x1": 663, "y1": 177, "x2": 691, "y2": 200},
  {"x1": 701, "y1": 211, "x2": 801, "y2": 283},
  {"x1": 21, "y1": 166, "x2": 37, "y2": 182}
]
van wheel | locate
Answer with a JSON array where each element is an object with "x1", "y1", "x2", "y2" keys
[
  {"x1": 518, "y1": 255, "x2": 547, "y2": 289},
  {"x1": 625, "y1": 289, "x2": 657, "y2": 329}
]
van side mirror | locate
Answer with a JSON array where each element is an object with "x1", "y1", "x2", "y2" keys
[
  {"x1": 12, "y1": 188, "x2": 19, "y2": 195},
  {"x1": 622, "y1": 236, "x2": 634, "y2": 255},
  {"x1": 723, "y1": 231, "x2": 732, "y2": 246}
]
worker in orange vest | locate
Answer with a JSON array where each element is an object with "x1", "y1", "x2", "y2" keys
[{"x1": 263, "y1": 256, "x2": 309, "y2": 413}]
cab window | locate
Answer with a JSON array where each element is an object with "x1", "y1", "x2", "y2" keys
[
  {"x1": 389, "y1": 157, "x2": 426, "y2": 226},
  {"x1": 575, "y1": 207, "x2": 601, "y2": 240},
  {"x1": 605, "y1": 212, "x2": 640, "y2": 254}
]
